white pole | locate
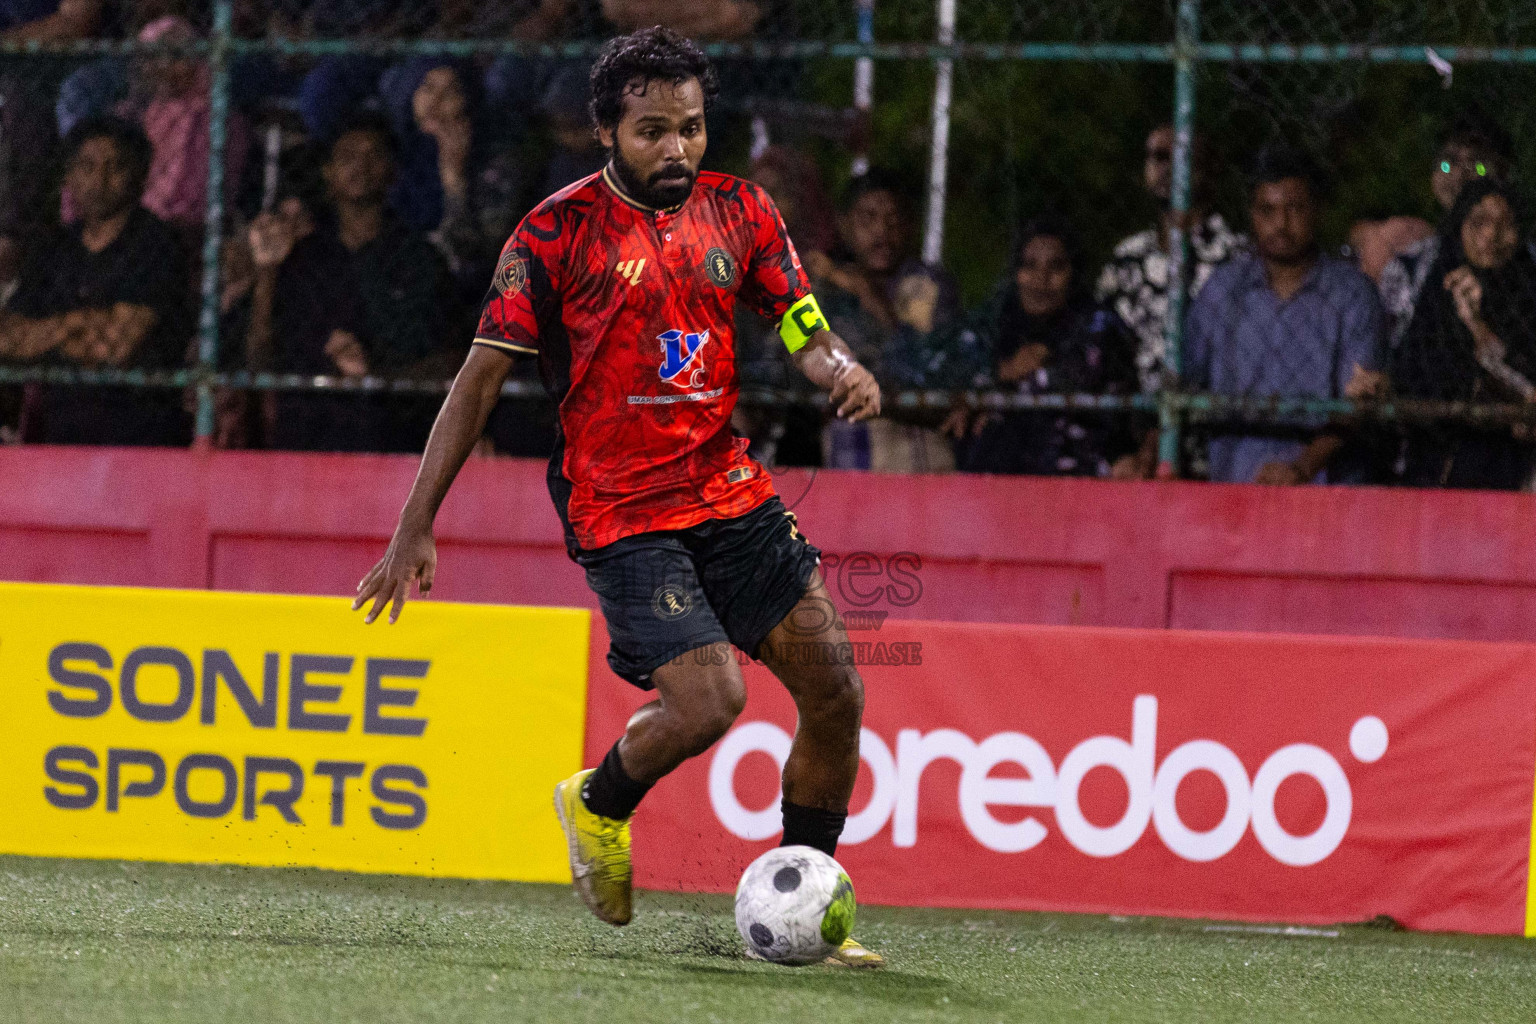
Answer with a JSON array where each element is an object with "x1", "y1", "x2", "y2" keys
[
  {"x1": 922, "y1": 0, "x2": 955, "y2": 266},
  {"x1": 261, "y1": 123, "x2": 282, "y2": 212},
  {"x1": 851, "y1": 0, "x2": 875, "y2": 176}
]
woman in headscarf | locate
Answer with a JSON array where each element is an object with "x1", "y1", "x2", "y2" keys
[
  {"x1": 131, "y1": 15, "x2": 251, "y2": 233},
  {"x1": 1391, "y1": 178, "x2": 1536, "y2": 489},
  {"x1": 957, "y1": 214, "x2": 1138, "y2": 477},
  {"x1": 378, "y1": 56, "x2": 525, "y2": 288}
]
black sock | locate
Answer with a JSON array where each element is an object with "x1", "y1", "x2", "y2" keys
[
  {"x1": 581, "y1": 742, "x2": 651, "y2": 820},
  {"x1": 780, "y1": 799, "x2": 847, "y2": 858}
]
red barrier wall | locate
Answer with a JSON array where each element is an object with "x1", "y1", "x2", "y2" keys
[
  {"x1": 8, "y1": 446, "x2": 1536, "y2": 931},
  {"x1": 589, "y1": 620, "x2": 1536, "y2": 934},
  {"x1": 4, "y1": 445, "x2": 1536, "y2": 643}
]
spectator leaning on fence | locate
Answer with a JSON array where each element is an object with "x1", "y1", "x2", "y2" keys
[
  {"x1": 1389, "y1": 179, "x2": 1536, "y2": 490},
  {"x1": 1096, "y1": 124, "x2": 1244, "y2": 479},
  {"x1": 0, "y1": 115, "x2": 191, "y2": 445},
  {"x1": 243, "y1": 113, "x2": 455, "y2": 453},
  {"x1": 0, "y1": 0, "x2": 104, "y2": 251},
  {"x1": 130, "y1": 15, "x2": 253, "y2": 236},
  {"x1": 1184, "y1": 146, "x2": 1383, "y2": 485},
  {"x1": 809, "y1": 169, "x2": 979, "y2": 473},
  {"x1": 380, "y1": 57, "x2": 526, "y2": 292},
  {"x1": 1378, "y1": 116, "x2": 1515, "y2": 349},
  {"x1": 1095, "y1": 124, "x2": 1245, "y2": 397},
  {"x1": 957, "y1": 214, "x2": 1138, "y2": 478}
]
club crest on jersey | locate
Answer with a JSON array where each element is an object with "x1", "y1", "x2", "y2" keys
[
  {"x1": 494, "y1": 250, "x2": 527, "y2": 295},
  {"x1": 657, "y1": 328, "x2": 710, "y2": 388},
  {"x1": 704, "y1": 247, "x2": 736, "y2": 288}
]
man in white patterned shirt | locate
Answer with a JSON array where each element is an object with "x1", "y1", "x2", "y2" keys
[{"x1": 1096, "y1": 124, "x2": 1245, "y2": 396}]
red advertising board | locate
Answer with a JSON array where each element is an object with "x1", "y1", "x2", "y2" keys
[{"x1": 584, "y1": 620, "x2": 1536, "y2": 934}]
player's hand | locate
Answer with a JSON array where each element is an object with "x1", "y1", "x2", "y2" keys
[
  {"x1": 830, "y1": 358, "x2": 880, "y2": 421},
  {"x1": 353, "y1": 523, "x2": 437, "y2": 624}
]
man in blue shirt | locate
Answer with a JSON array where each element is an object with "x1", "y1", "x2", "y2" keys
[{"x1": 1185, "y1": 147, "x2": 1383, "y2": 484}]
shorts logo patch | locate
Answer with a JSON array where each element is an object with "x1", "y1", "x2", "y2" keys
[
  {"x1": 651, "y1": 584, "x2": 694, "y2": 620},
  {"x1": 704, "y1": 247, "x2": 736, "y2": 288},
  {"x1": 494, "y1": 250, "x2": 527, "y2": 295}
]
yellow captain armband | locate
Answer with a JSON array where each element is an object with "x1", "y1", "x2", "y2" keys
[{"x1": 779, "y1": 294, "x2": 828, "y2": 354}]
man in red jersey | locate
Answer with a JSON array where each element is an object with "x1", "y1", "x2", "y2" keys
[{"x1": 353, "y1": 28, "x2": 884, "y2": 965}]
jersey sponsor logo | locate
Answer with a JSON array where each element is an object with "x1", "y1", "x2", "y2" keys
[
  {"x1": 704, "y1": 247, "x2": 736, "y2": 288},
  {"x1": 617, "y1": 258, "x2": 647, "y2": 287},
  {"x1": 627, "y1": 388, "x2": 725, "y2": 405},
  {"x1": 657, "y1": 329, "x2": 710, "y2": 389},
  {"x1": 494, "y1": 250, "x2": 527, "y2": 296}
]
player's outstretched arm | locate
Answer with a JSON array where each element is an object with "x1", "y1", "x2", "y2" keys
[
  {"x1": 353, "y1": 345, "x2": 515, "y2": 624},
  {"x1": 791, "y1": 328, "x2": 881, "y2": 422}
]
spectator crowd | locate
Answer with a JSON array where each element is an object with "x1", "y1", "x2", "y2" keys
[{"x1": 0, "y1": 0, "x2": 1533, "y2": 491}]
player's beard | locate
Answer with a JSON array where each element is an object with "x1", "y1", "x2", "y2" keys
[{"x1": 612, "y1": 147, "x2": 696, "y2": 210}]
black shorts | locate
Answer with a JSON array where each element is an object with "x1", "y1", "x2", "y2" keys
[{"x1": 575, "y1": 497, "x2": 821, "y2": 689}]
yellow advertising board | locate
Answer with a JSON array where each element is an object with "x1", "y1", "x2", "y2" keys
[{"x1": 0, "y1": 583, "x2": 590, "y2": 882}]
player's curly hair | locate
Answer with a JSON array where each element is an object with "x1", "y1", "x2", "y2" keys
[{"x1": 588, "y1": 26, "x2": 719, "y2": 131}]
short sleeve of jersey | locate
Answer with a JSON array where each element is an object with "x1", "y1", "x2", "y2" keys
[
  {"x1": 740, "y1": 186, "x2": 813, "y2": 323},
  {"x1": 474, "y1": 210, "x2": 558, "y2": 357}
]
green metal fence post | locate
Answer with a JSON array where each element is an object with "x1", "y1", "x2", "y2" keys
[
  {"x1": 1158, "y1": 0, "x2": 1201, "y2": 476},
  {"x1": 192, "y1": 0, "x2": 233, "y2": 445}
]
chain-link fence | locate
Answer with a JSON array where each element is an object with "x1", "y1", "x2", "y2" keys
[{"x1": 3, "y1": 1, "x2": 1536, "y2": 487}]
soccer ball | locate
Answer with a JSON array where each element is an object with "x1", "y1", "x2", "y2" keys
[{"x1": 734, "y1": 845, "x2": 856, "y2": 965}]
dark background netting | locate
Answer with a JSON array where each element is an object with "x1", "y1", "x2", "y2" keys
[{"x1": 0, "y1": 0, "x2": 1533, "y2": 485}]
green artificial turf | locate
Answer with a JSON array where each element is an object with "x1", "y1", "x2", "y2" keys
[{"x1": 0, "y1": 855, "x2": 1533, "y2": 1023}]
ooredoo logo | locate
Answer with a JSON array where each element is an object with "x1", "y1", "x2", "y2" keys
[{"x1": 709, "y1": 696, "x2": 1390, "y2": 867}]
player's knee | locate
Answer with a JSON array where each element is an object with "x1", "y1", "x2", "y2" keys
[
  {"x1": 811, "y1": 665, "x2": 864, "y2": 729},
  {"x1": 836, "y1": 667, "x2": 865, "y2": 723}
]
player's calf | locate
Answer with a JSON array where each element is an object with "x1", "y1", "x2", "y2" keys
[
  {"x1": 771, "y1": 664, "x2": 866, "y2": 859},
  {"x1": 777, "y1": 660, "x2": 865, "y2": 797},
  {"x1": 582, "y1": 645, "x2": 746, "y2": 823},
  {"x1": 662, "y1": 657, "x2": 749, "y2": 762},
  {"x1": 626, "y1": 647, "x2": 747, "y2": 774}
]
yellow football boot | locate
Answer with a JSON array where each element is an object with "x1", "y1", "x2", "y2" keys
[
  {"x1": 825, "y1": 936, "x2": 885, "y2": 968},
  {"x1": 552, "y1": 769, "x2": 633, "y2": 926}
]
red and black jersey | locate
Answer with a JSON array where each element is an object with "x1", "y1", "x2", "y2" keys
[{"x1": 475, "y1": 167, "x2": 813, "y2": 552}]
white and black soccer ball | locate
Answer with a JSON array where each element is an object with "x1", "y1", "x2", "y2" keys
[{"x1": 734, "y1": 845, "x2": 856, "y2": 965}]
